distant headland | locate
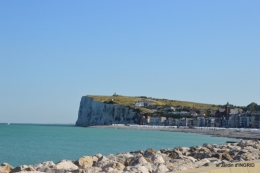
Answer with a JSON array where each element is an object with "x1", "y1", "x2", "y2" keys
[{"x1": 76, "y1": 94, "x2": 260, "y2": 129}]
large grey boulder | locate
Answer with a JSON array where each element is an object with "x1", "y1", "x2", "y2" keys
[
  {"x1": 97, "y1": 156, "x2": 108, "y2": 163},
  {"x1": 253, "y1": 143, "x2": 260, "y2": 149},
  {"x1": 192, "y1": 158, "x2": 210, "y2": 168},
  {"x1": 123, "y1": 165, "x2": 149, "y2": 173},
  {"x1": 137, "y1": 163, "x2": 154, "y2": 172},
  {"x1": 182, "y1": 156, "x2": 197, "y2": 163},
  {"x1": 206, "y1": 158, "x2": 221, "y2": 165},
  {"x1": 114, "y1": 153, "x2": 134, "y2": 165},
  {"x1": 130, "y1": 150, "x2": 144, "y2": 156},
  {"x1": 0, "y1": 167, "x2": 7, "y2": 173},
  {"x1": 106, "y1": 154, "x2": 116, "y2": 161},
  {"x1": 93, "y1": 154, "x2": 102, "y2": 159},
  {"x1": 74, "y1": 156, "x2": 93, "y2": 168},
  {"x1": 143, "y1": 148, "x2": 157, "y2": 158},
  {"x1": 202, "y1": 143, "x2": 212, "y2": 149},
  {"x1": 237, "y1": 140, "x2": 255, "y2": 148},
  {"x1": 234, "y1": 151, "x2": 255, "y2": 161},
  {"x1": 93, "y1": 156, "x2": 110, "y2": 167},
  {"x1": 151, "y1": 154, "x2": 165, "y2": 164},
  {"x1": 72, "y1": 167, "x2": 102, "y2": 173},
  {"x1": 0, "y1": 163, "x2": 13, "y2": 173},
  {"x1": 191, "y1": 152, "x2": 211, "y2": 160},
  {"x1": 164, "y1": 158, "x2": 193, "y2": 171},
  {"x1": 54, "y1": 160, "x2": 78, "y2": 170},
  {"x1": 0, "y1": 168, "x2": 8, "y2": 173},
  {"x1": 94, "y1": 155, "x2": 125, "y2": 171},
  {"x1": 153, "y1": 163, "x2": 169, "y2": 173},
  {"x1": 10, "y1": 165, "x2": 35, "y2": 173},
  {"x1": 167, "y1": 150, "x2": 183, "y2": 159},
  {"x1": 159, "y1": 153, "x2": 171, "y2": 164},
  {"x1": 129, "y1": 156, "x2": 147, "y2": 166},
  {"x1": 106, "y1": 153, "x2": 134, "y2": 167},
  {"x1": 34, "y1": 161, "x2": 55, "y2": 172},
  {"x1": 189, "y1": 146, "x2": 212, "y2": 160},
  {"x1": 174, "y1": 147, "x2": 190, "y2": 156},
  {"x1": 212, "y1": 150, "x2": 233, "y2": 161},
  {"x1": 222, "y1": 152, "x2": 233, "y2": 161},
  {"x1": 91, "y1": 154, "x2": 102, "y2": 166},
  {"x1": 100, "y1": 161, "x2": 125, "y2": 172}
]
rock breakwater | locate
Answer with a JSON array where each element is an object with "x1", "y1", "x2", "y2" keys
[{"x1": 2, "y1": 140, "x2": 260, "y2": 173}]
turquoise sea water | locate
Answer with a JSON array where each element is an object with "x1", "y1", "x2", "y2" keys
[{"x1": 0, "y1": 124, "x2": 240, "y2": 167}]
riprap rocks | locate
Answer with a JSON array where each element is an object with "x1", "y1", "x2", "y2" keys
[{"x1": 75, "y1": 96, "x2": 141, "y2": 126}]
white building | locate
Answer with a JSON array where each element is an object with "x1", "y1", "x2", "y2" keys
[
  {"x1": 180, "y1": 111, "x2": 189, "y2": 115},
  {"x1": 150, "y1": 117, "x2": 166, "y2": 125},
  {"x1": 134, "y1": 100, "x2": 153, "y2": 107},
  {"x1": 164, "y1": 106, "x2": 175, "y2": 111}
]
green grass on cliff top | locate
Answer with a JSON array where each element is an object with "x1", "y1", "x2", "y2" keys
[{"x1": 87, "y1": 95, "x2": 219, "y2": 114}]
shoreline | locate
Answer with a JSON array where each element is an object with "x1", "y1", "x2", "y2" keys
[
  {"x1": 2, "y1": 125, "x2": 260, "y2": 172},
  {"x1": 88, "y1": 125, "x2": 260, "y2": 140}
]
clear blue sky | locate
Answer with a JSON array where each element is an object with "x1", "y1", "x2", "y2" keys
[{"x1": 0, "y1": 1, "x2": 259, "y2": 123}]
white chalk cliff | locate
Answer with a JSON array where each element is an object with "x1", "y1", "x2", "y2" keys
[{"x1": 76, "y1": 96, "x2": 141, "y2": 126}]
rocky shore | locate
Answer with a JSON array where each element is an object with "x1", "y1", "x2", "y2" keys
[{"x1": 1, "y1": 140, "x2": 260, "y2": 173}]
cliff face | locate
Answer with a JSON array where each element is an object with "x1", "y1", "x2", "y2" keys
[{"x1": 75, "y1": 96, "x2": 141, "y2": 126}]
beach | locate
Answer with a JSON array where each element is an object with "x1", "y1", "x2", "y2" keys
[{"x1": 90, "y1": 125, "x2": 260, "y2": 140}]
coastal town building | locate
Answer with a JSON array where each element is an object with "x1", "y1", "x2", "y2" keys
[
  {"x1": 239, "y1": 115, "x2": 250, "y2": 128},
  {"x1": 134, "y1": 100, "x2": 153, "y2": 107},
  {"x1": 177, "y1": 118, "x2": 187, "y2": 126},
  {"x1": 250, "y1": 114, "x2": 260, "y2": 128},
  {"x1": 253, "y1": 114, "x2": 260, "y2": 128},
  {"x1": 149, "y1": 117, "x2": 166, "y2": 125},
  {"x1": 228, "y1": 114, "x2": 240, "y2": 128},
  {"x1": 190, "y1": 110, "x2": 198, "y2": 116},
  {"x1": 206, "y1": 117, "x2": 215, "y2": 127},
  {"x1": 214, "y1": 102, "x2": 242, "y2": 127},
  {"x1": 180, "y1": 111, "x2": 189, "y2": 115},
  {"x1": 215, "y1": 102, "x2": 230, "y2": 118},
  {"x1": 210, "y1": 110, "x2": 216, "y2": 116},
  {"x1": 166, "y1": 118, "x2": 177, "y2": 126},
  {"x1": 137, "y1": 101, "x2": 260, "y2": 129},
  {"x1": 190, "y1": 117, "x2": 206, "y2": 127},
  {"x1": 199, "y1": 110, "x2": 207, "y2": 116},
  {"x1": 142, "y1": 112, "x2": 260, "y2": 128},
  {"x1": 164, "y1": 106, "x2": 175, "y2": 112}
]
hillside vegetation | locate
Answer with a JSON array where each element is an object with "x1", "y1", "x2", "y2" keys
[{"x1": 87, "y1": 95, "x2": 219, "y2": 114}]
